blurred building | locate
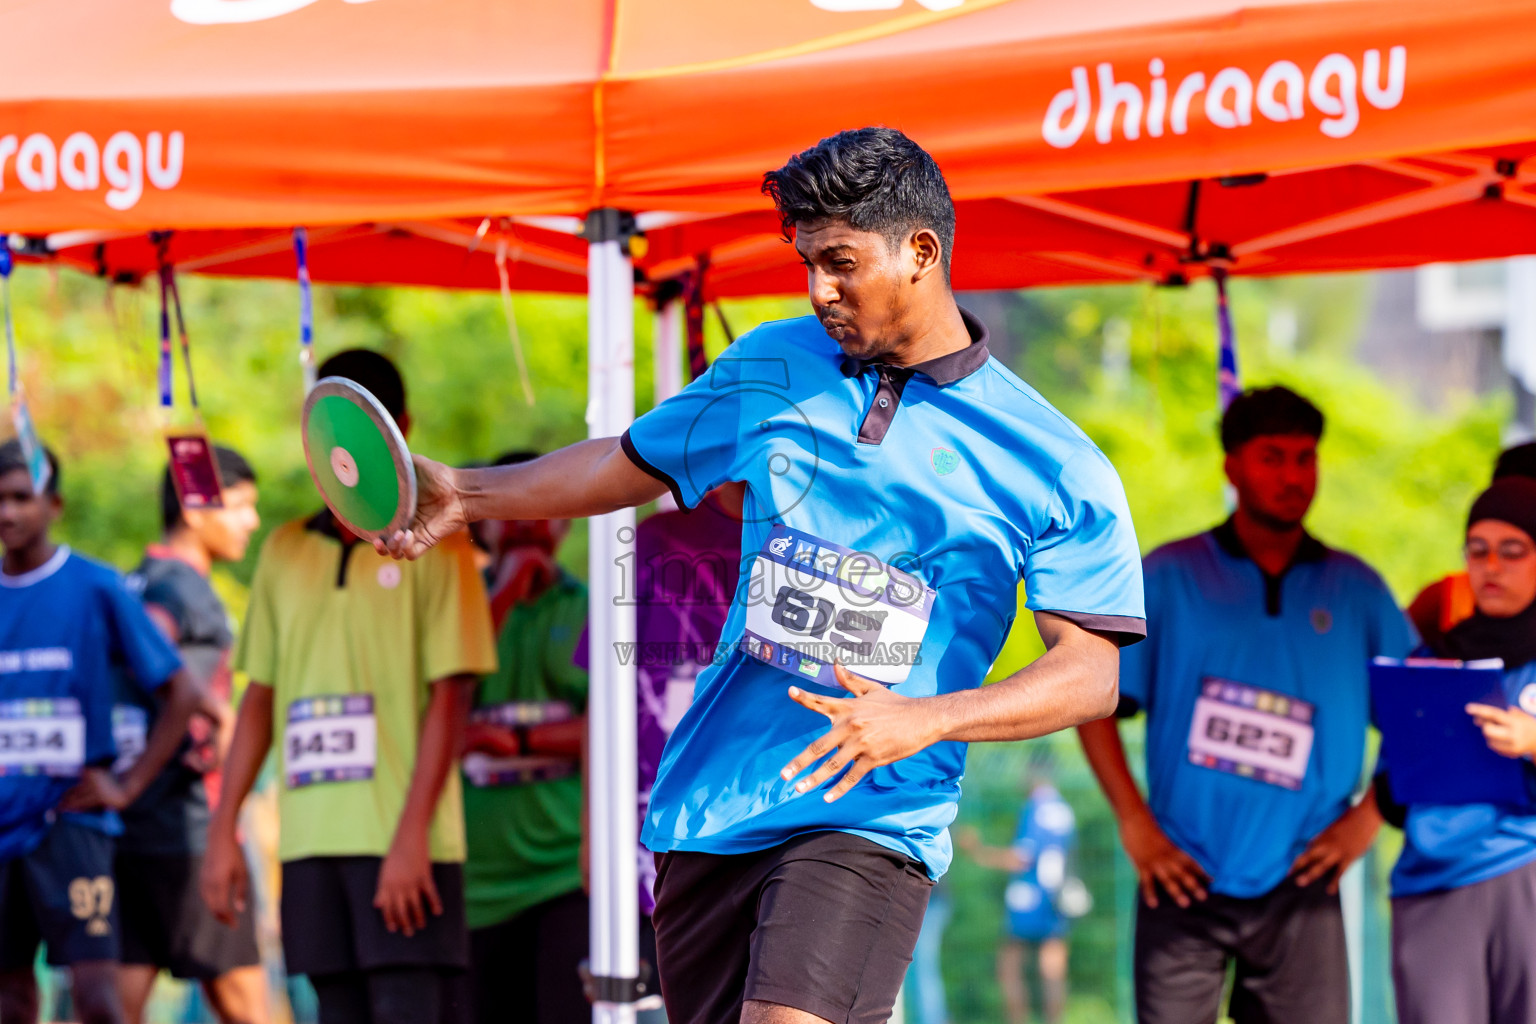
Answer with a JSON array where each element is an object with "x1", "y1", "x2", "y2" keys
[{"x1": 1357, "y1": 258, "x2": 1536, "y2": 442}]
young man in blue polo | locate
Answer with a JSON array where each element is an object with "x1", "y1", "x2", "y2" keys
[
  {"x1": 0, "y1": 440, "x2": 201, "y2": 1024},
  {"x1": 376, "y1": 127, "x2": 1146, "y2": 1024},
  {"x1": 1077, "y1": 387, "x2": 1415, "y2": 1024}
]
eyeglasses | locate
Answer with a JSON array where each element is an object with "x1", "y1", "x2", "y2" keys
[{"x1": 1465, "y1": 540, "x2": 1535, "y2": 564}]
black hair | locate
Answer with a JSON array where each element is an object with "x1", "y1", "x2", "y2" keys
[
  {"x1": 1494, "y1": 441, "x2": 1536, "y2": 483},
  {"x1": 762, "y1": 127, "x2": 956, "y2": 280},
  {"x1": 0, "y1": 438, "x2": 60, "y2": 496},
  {"x1": 1220, "y1": 386, "x2": 1325, "y2": 453},
  {"x1": 161, "y1": 445, "x2": 256, "y2": 532},
  {"x1": 492, "y1": 450, "x2": 540, "y2": 468},
  {"x1": 318, "y1": 349, "x2": 407, "y2": 421}
]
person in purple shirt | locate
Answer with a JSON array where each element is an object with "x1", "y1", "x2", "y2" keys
[
  {"x1": 572, "y1": 482, "x2": 741, "y2": 1018},
  {"x1": 629, "y1": 485, "x2": 744, "y2": 914}
]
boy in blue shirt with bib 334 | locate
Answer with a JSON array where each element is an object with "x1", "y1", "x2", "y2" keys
[{"x1": 0, "y1": 440, "x2": 200, "y2": 1024}]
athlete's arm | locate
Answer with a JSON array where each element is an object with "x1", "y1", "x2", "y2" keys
[
  {"x1": 376, "y1": 674, "x2": 475, "y2": 936},
  {"x1": 1076, "y1": 715, "x2": 1209, "y2": 907},
  {"x1": 377, "y1": 441, "x2": 668, "y2": 561},
  {"x1": 779, "y1": 613, "x2": 1119, "y2": 803},
  {"x1": 1289, "y1": 782, "x2": 1383, "y2": 892},
  {"x1": 59, "y1": 665, "x2": 202, "y2": 812},
  {"x1": 201, "y1": 682, "x2": 274, "y2": 925},
  {"x1": 926, "y1": 612, "x2": 1120, "y2": 741}
]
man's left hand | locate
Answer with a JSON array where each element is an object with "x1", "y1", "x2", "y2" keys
[
  {"x1": 1289, "y1": 797, "x2": 1381, "y2": 892},
  {"x1": 779, "y1": 662, "x2": 944, "y2": 803}
]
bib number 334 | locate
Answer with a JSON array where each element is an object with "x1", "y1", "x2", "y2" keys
[{"x1": 0, "y1": 698, "x2": 85, "y2": 776}]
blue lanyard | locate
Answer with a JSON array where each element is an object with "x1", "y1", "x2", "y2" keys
[
  {"x1": 295, "y1": 227, "x2": 315, "y2": 391},
  {"x1": 155, "y1": 234, "x2": 198, "y2": 410},
  {"x1": 1215, "y1": 268, "x2": 1240, "y2": 411},
  {"x1": 0, "y1": 245, "x2": 14, "y2": 400}
]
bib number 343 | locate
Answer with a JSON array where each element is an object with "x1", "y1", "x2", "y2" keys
[{"x1": 284, "y1": 694, "x2": 377, "y2": 789}]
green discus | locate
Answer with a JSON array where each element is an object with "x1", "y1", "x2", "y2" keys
[{"x1": 301, "y1": 377, "x2": 417, "y2": 541}]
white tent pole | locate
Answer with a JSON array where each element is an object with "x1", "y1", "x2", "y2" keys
[
  {"x1": 585, "y1": 209, "x2": 640, "y2": 1024},
  {"x1": 654, "y1": 294, "x2": 683, "y2": 406},
  {"x1": 651, "y1": 295, "x2": 684, "y2": 512}
]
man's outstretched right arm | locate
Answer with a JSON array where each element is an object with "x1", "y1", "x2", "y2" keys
[{"x1": 379, "y1": 437, "x2": 669, "y2": 560}]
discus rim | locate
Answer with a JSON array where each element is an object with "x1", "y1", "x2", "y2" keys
[{"x1": 301, "y1": 376, "x2": 418, "y2": 542}]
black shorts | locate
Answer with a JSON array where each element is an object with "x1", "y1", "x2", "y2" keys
[
  {"x1": 0, "y1": 819, "x2": 119, "y2": 968},
  {"x1": 652, "y1": 830, "x2": 932, "y2": 1024},
  {"x1": 117, "y1": 851, "x2": 261, "y2": 980},
  {"x1": 1135, "y1": 879, "x2": 1348, "y2": 1024},
  {"x1": 469, "y1": 889, "x2": 590, "y2": 1024},
  {"x1": 280, "y1": 857, "x2": 469, "y2": 977}
]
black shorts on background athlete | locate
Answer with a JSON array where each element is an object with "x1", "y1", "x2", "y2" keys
[
  {"x1": 117, "y1": 850, "x2": 261, "y2": 979},
  {"x1": 118, "y1": 553, "x2": 262, "y2": 978},
  {"x1": 281, "y1": 857, "x2": 470, "y2": 976},
  {"x1": 0, "y1": 819, "x2": 120, "y2": 967}
]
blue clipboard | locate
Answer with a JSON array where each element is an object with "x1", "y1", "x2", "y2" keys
[{"x1": 1371, "y1": 657, "x2": 1533, "y2": 808}]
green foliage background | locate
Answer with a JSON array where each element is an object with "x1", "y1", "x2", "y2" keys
[{"x1": 8, "y1": 265, "x2": 1504, "y2": 1023}]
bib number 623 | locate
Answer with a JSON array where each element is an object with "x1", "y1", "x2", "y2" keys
[{"x1": 1203, "y1": 714, "x2": 1295, "y2": 759}]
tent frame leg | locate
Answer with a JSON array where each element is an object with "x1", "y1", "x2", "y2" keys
[{"x1": 585, "y1": 208, "x2": 642, "y2": 1024}]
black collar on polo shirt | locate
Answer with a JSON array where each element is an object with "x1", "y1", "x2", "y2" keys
[
  {"x1": 840, "y1": 307, "x2": 991, "y2": 445},
  {"x1": 305, "y1": 508, "x2": 363, "y2": 588},
  {"x1": 1211, "y1": 516, "x2": 1328, "y2": 618},
  {"x1": 839, "y1": 307, "x2": 992, "y2": 385}
]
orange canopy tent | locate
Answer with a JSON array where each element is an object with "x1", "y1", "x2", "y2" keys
[{"x1": 6, "y1": 0, "x2": 1536, "y2": 293}]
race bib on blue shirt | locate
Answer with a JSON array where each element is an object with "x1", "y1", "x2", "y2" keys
[
  {"x1": 1186, "y1": 678, "x2": 1315, "y2": 790},
  {"x1": 0, "y1": 698, "x2": 85, "y2": 777},
  {"x1": 742, "y1": 525, "x2": 935, "y2": 687}
]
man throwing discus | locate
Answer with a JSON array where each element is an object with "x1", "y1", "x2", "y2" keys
[{"x1": 377, "y1": 127, "x2": 1146, "y2": 1024}]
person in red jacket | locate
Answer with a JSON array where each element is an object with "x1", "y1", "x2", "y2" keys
[{"x1": 1409, "y1": 442, "x2": 1536, "y2": 649}]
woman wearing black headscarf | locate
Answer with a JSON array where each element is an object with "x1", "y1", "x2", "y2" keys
[{"x1": 1387, "y1": 476, "x2": 1536, "y2": 1024}]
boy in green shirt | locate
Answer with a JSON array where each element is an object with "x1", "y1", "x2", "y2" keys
[
  {"x1": 201, "y1": 351, "x2": 496, "y2": 1024},
  {"x1": 461, "y1": 452, "x2": 588, "y2": 1024}
]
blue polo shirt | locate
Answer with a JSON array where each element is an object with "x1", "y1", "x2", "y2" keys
[
  {"x1": 623, "y1": 309, "x2": 1145, "y2": 878},
  {"x1": 0, "y1": 547, "x2": 182, "y2": 860},
  {"x1": 1388, "y1": 660, "x2": 1536, "y2": 897},
  {"x1": 1121, "y1": 521, "x2": 1414, "y2": 897}
]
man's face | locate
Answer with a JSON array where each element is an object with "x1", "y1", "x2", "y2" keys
[
  {"x1": 794, "y1": 218, "x2": 921, "y2": 361},
  {"x1": 1465, "y1": 519, "x2": 1536, "y2": 618},
  {"x1": 1224, "y1": 434, "x2": 1318, "y2": 530},
  {"x1": 183, "y1": 480, "x2": 260, "y2": 563},
  {"x1": 0, "y1": 468, "x2": 59, "y2": 554}
]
